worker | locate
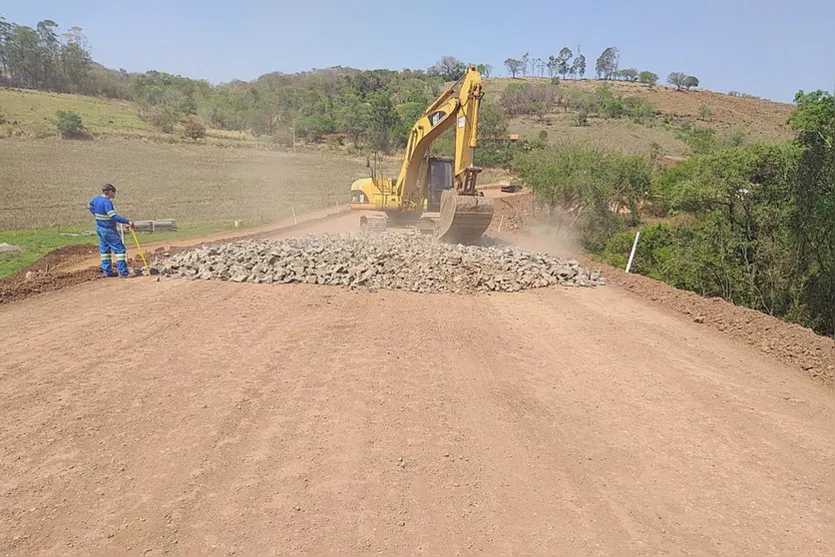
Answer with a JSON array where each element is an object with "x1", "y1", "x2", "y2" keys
[{"x1": 87, "y1": 184, "x2": 134, "y2": 277}]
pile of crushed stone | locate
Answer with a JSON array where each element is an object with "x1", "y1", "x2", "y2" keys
[{"x1": 155, "y1": 232, "x2": 605, "y2": 293}]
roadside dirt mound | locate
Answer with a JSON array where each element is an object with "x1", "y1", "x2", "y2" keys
[
  {"x1": 505, "y1": 231, "x2": 834, "y2": 387},
  {"x1": 0, "y1": 267, "x2": 101, "y2": 304},
  {"x1": 486, "y1": 190, "x2": 534, "y2": 233},
  {"x1": 1, "y1": 244, "x2": 99, "y2": 304},
  {"x1": 0, "y1": 244, "x2": 170, "y2": 305},
  {"x1": 22, "y1": 243, "x2": 99, "y2": 273},
  {"x1": 595, "y1": 260, "x2": 834, "y2": 386}
]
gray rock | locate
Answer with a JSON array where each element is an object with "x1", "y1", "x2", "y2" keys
[
  {"x1": 0, "y1": 243, "x2": 22, "y2": 256},
  {"x1": 153, "y1": 231, "x2": 605, "y2": 293}
]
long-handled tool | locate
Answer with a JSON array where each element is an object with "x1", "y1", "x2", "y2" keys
[{"x1": 129, "y1": 227, "x2": 152, "y2": 276}]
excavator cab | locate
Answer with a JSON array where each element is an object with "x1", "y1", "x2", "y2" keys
[{"x1": 425, "y1": 156, "x2": 454, "y2": 212}]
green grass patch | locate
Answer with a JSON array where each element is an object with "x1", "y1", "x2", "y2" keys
[
  {"x1": 0, "y1": 226, "x2": 96, "y2": 277},
  {"x1": 0, "y1": 219, "x2": 253, "y2": 278}
]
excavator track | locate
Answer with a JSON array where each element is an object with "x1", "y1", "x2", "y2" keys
[{"x1": 435, "y1": 190, "x2": 494, "y2": 244}]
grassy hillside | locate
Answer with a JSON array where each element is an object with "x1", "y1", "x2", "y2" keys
[
  {"x1": 482, "y1": 78, "x2": 795, "y2": 157},
  {"x1": 0, "y1": 88, "x2": 156, "y2": 138},
  {"x1": 0, "y1": 88, "x2": 260, "y2": 145}
]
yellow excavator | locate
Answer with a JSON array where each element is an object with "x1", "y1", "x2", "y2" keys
[{"x1": 348, "y1": 66, "x2": 494, "y2": 244}]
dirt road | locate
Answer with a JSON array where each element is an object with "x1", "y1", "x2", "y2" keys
[{"x1": 1, "y1": 217, "x2": 833, "y2": 556}]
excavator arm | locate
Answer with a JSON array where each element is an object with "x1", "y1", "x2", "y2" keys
[{"x1": 395, "y1": 66, "x2": 484, "y2": 210}]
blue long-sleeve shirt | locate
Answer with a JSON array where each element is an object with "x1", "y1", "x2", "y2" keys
[{"x1": 88, "y1": 195, "x2": 130, "y2": 229}]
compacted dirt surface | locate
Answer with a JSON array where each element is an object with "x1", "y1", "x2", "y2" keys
[{"x1": 1, "y1": 211, "x2": 833, "y2": 557}]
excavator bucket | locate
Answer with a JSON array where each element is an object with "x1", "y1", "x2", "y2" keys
[{"x1": 435, "y1": 190, "x2": 494, "y2": 244}]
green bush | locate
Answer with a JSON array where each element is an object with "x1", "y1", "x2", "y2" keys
[
  {"x1": 600, "y1": 231, "x2": 634, "y2": 269},
  {"x1": 295, "y1": 115, "x2": 337, "y2": 142},
  {"x1": 601, "y1": 223, "x2": 675, "y2": 279},
  {"x1": 623, "y1": 97, "x2": 655, "y2": 119},
  {"x1": 55, "y1": 110, "x2": 86, "y2": 138},
  {"x1": 601, "y1": 97, "x2": 625, "y2": 118}
]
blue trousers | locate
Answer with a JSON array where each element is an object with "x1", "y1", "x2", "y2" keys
[{"x1": 97, "y1": 226, "x2": 128, "y2": 276}]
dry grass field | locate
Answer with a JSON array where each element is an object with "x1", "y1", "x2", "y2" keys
[{"x1": 1, "y1": 138, "x2": 373, "y2": 229}]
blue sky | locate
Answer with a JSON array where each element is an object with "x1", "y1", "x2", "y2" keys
[{"x1": 4, "y1": 0, "x2": 834, "y2": 103}]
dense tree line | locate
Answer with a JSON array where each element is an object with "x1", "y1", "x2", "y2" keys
[
  {"x1": 0, "y1": 16, "x2": 93, "y2": 93},
  {"x1": 515, "y1": 91, "x2": 835, "y2": 337},
  {"x1": 502, "y1": 46, "x2": 693, "y2": 89}
]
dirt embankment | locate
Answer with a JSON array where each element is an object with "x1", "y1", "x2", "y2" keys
[
  {"x1": 607, "y1": 266, "x2": 834, "y2": 385},
  {"x1": 509, "y1": 230, "x2": 834, "y2": 386}
]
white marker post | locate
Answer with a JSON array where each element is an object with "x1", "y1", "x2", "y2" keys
[
  {"x1": 625, "y1": 231, "x2": 641, "y2": 273},
  {"x1": 292, "y1": 206, "x2": 297, "y2": 225},
  {"x1": 497, "y1": 215, "x2": 504, "y2": 233}
]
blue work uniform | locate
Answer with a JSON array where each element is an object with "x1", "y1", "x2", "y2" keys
[{"x1": 87, "y1": 195, "x2": 131, "y2": 276}]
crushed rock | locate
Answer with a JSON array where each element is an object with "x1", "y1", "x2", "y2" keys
[{"x1": 154, "y1": 231, "x2": 605, "y2": 293}]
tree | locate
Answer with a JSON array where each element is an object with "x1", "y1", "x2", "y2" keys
[
  {"x1": 619, "y1": 68, "x2": 638, "y2": 82},
  {"x1": 428, "y1": 56, "x2": 467, "y2": 81},
  {"x1": 0, "y1": 16, "x2": 12, "y2": 79},
  {"x1": 36, "y1": 20, "x2": 61, "y2": 90},
  {"x1": 504, "y1": 58, "x2": 523, "y2": 78},
  {"x1": 366, "y1": 90, "x2": 400, "y2": 152},
  {"x1": 638, "y1": 71, "x2": 658, "y2": 86},
  {"x1": 683, "y1": 75, "x2": 700, "y2": 90},
  {"x1": 521, "y1": 52, "x2": 530, "y2": 76},
  {"x1": 570, "y1": 54, "x2": 586, "y2": 79},
  {"x1": 557, "y1": 47, "x2": 573, "y2": 79},
  {"x1": 476, "y1": 63, "x2": 492, "y2": 77},
  {"x1": 788, "y1": 90, "x2": 835, "y2": 335},
  {"x1": 546, "y1": 56, "x2": 558, "y2": 77},
  {"x1": 595, "y1": 47, "x2": 619, "y2": 80},
  {"x1": 698, "y1": 104, "x2": 713, "y2": 120},
  {"x1": 500, "y1": 84, "x2": 557, "y2": 118},
  {"x1": 61, "y1": 41, "x2": 92, "y2": 92},
  {"x1": 667, "y1": 72, "x2": 688, "y2": 90},
  {"x1": 5, "y1": 25, "x2": 41, "y2": 89}
]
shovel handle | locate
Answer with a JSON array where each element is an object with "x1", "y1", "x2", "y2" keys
[{"x1": 130, "y1": 228, "x2": 152, "y2": 277}]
